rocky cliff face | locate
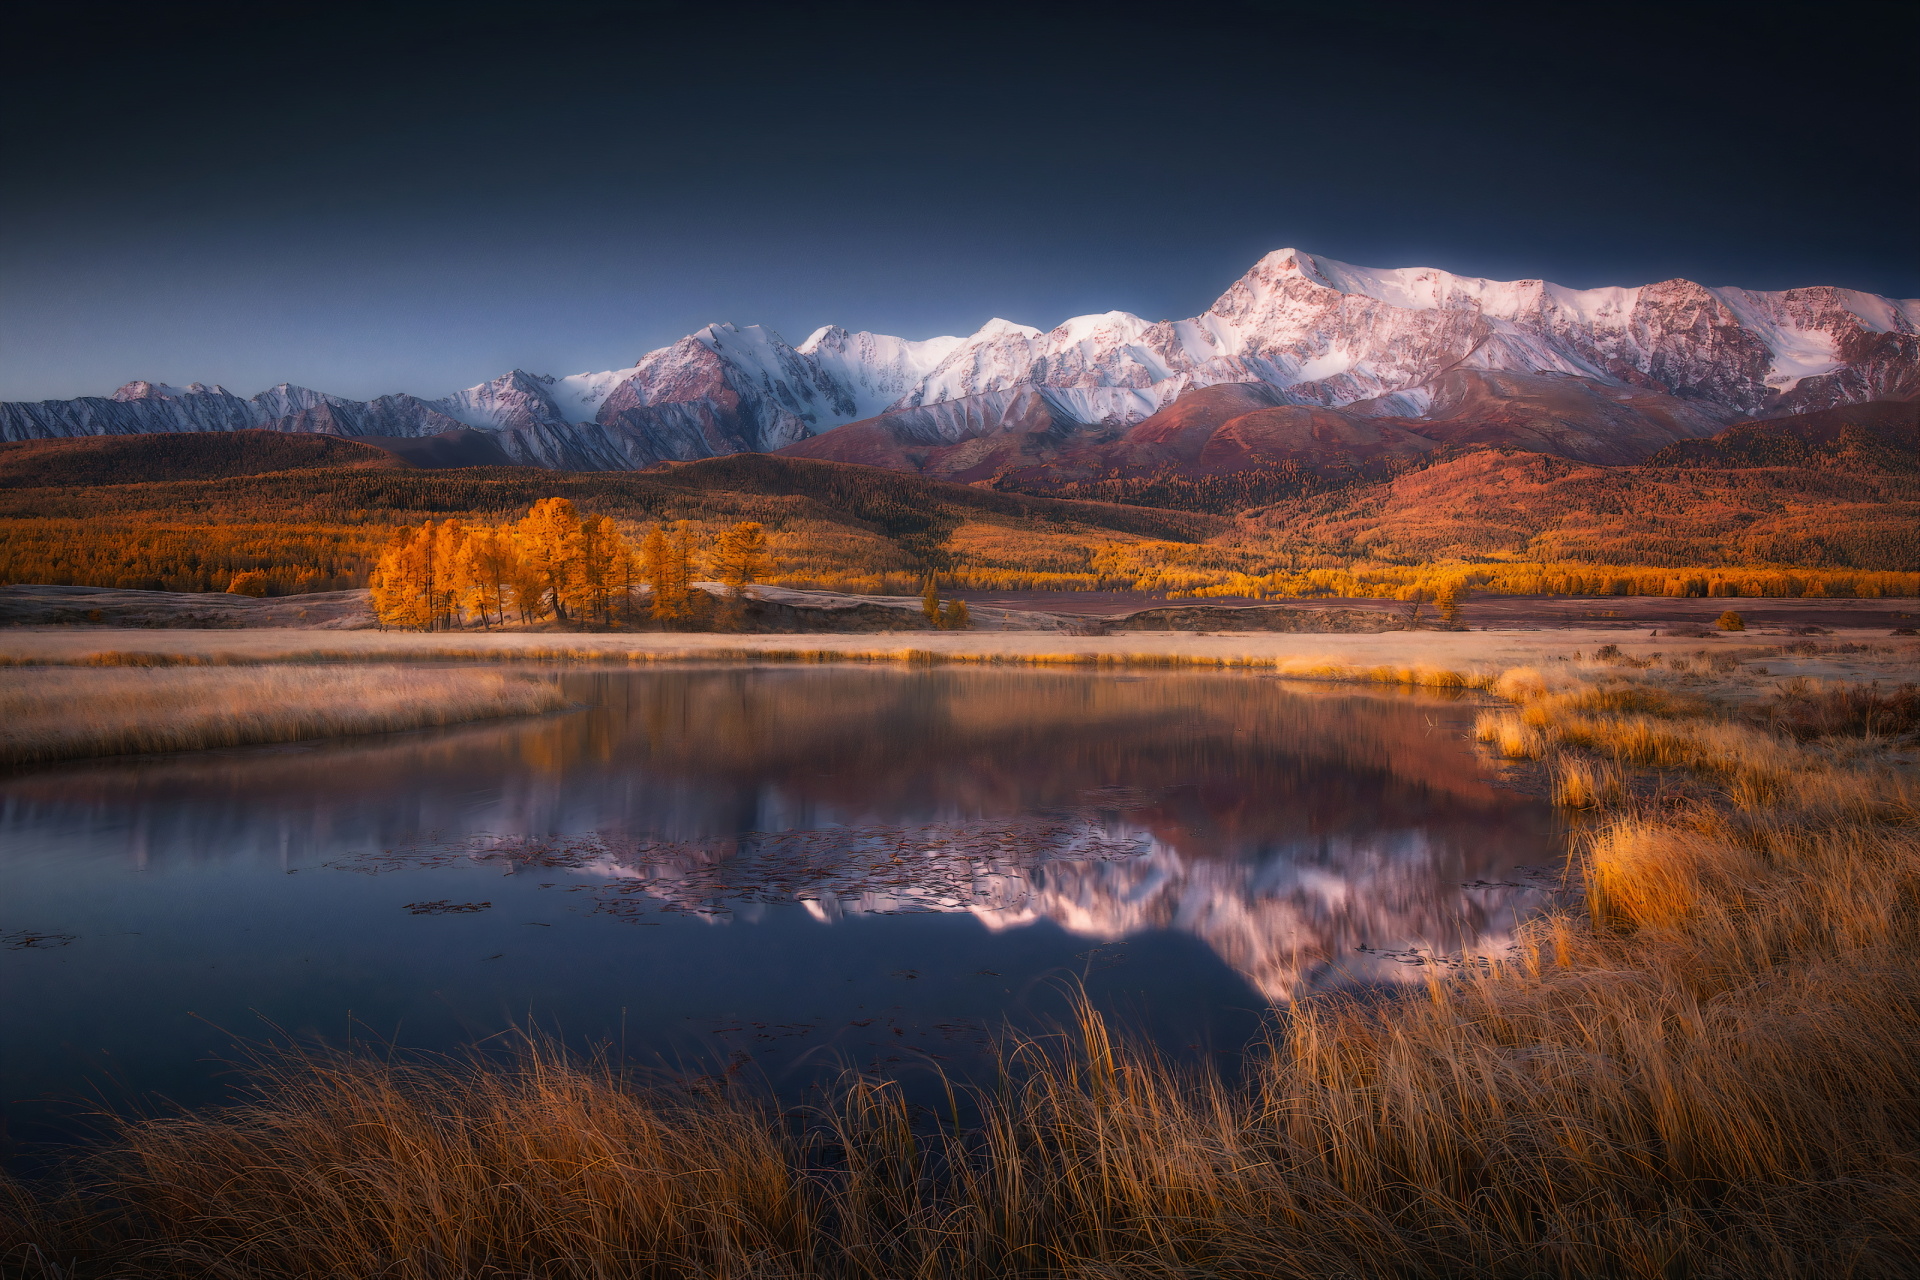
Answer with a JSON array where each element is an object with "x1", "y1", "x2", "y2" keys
[{"x1": 6, "y1": 250, "x2": 1914, "y2": 472}]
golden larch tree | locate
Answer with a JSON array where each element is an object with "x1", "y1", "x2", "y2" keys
[
  {"x1": 713, "y1": 521, "x2": 769, "y2": 598},
  {"x1": 710, "y1": 521, "x2": 769, "y2": 630},
  {"x1": 564, "y1": 513, "x2": 630, "y2": 628},
  {"x1": 430, "y1": 519, "x2": 468, "y2": 629},
  {"x1": 370, "y1": 524, "x2": 436, "y2": 630},
  {"x1": 456, "y1": 525, "x2": 520, "y2": 628},
  {"x1": 514, "y1": 498, "x2": 583, "y2": 623},
  {"x1": 640, "y1": 522, "x2": 700, "y2": 627}
]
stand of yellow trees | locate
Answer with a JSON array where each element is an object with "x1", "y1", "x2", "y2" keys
[
  {"x1": 368, "y1": 500, "x2": 767, "y2": 631},
  {"x1": 920, "y1": 576, "x2": 973, "y2": 629}
]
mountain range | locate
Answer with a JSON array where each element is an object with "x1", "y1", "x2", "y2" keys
[{"x1": 5, "y1": 249, "x2": 1916, "y2": 488}]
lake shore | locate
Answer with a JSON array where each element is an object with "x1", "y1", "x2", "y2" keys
[
  {"x1": 2, "y1": 625, "x2": 1912, "y2": 694},
  {"x1": 8, "y1": 581, "x2": 1916, "y2": 635},
  {"x1": 0, "y1": 665, "x2": 569, "y2": 766},
  {"x1": 5, "y1": 636, "x2": 1916, "y2": 1277}
]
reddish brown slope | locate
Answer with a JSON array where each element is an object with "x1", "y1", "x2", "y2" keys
[
  {"x1": 1368, "y1": 369, "x2": 1729, "y2": 463},
  {"x1": 1005, "y1": 383, "x2": 1440, "y2": 482},
  {"x1": 1248, "y1": 447, "x2": 1920, "y2": 569},
  {"x1": 779, "y1": 370, "x2": 1737, "y2": 505},
  {"x1": 779, "y1": 387, "x2": 1074, "y2": 479},
  {"x1": 0, "y1": 430, "x2": 404, "y2": 488},
  {"x1": 1645, "y1": 399, "x2": 1919, "y2": 471},
  {"x1": 780, "y1": 382, "x2": 1442, "y2": 492}
]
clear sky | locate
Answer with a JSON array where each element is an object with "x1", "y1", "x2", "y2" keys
[{"x1": 4, "y1": 0, "x2": 1914, "y2": 403}]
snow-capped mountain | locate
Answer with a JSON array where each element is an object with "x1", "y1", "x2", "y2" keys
[{"x1": 4, "y1": 249, "x2": 1914, "y2": 472}]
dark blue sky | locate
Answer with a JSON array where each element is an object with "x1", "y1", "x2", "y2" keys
[{"x1": 4, "y1": 0, "x2": 1914, "y2": 403}]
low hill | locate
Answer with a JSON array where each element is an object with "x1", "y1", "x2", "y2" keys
[
  {"x1": 0, "y1": 429, "x2": 403, "y2": 487},
  {"x1": 1246, "y1": 446, "x2": 1920, "y2": 570},
  {"x1": 0, "y1": 446, "x2": 1226, "y2": 596},
  {"x1": 1372, "y1": 369, "x2": 1727, "y2": 464},
  {"x1": 1644, "y1": 400, "x2": 1919, "y2": 472},
  {"x1": 0, "y1": 448, "x2": 1218, "y2": 542},
  {"x1": 0, "y1": 427, "x2": 532, "y2": 487}
]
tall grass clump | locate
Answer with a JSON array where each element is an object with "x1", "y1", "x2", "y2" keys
[
  {"x1": 1551, "y1": 753, "x2": 1627, "y2": 807},
  {"x1": 0, "y1": 666, "x2": 569, "y2": 765},
  {"x1": 1754, "y1": 678, "x2": 1920, "y2": 741},
  {"x1": 5, "y1": 652, "x2": 1918, "y2": 1278},
  {"x1": 1473, "y1": 709, "x2": 1547, "y2": 758}
]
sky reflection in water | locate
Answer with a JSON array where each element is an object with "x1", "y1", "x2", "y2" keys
[{"x1": 0, "y1": 667, "x2": 1563, "y2": 1146}]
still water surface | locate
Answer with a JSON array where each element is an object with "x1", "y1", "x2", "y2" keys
[{"x1": 0, "y1": 667, "x2": 1562, "y2": 1146}]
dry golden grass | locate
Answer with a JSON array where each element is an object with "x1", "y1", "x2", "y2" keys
[
  {"x1": 0, "y1": 666, "x2": 569, "y2": 765},
  {"x1": 0, "y1": 626, "x2": 1656, "y2": 704},
  {"x1": 8, "y1": 644, "x2": 1492, "y2": 690},
  {"x1": 1550, "y1": 753, "x2": 1628, "y2": 808},
  {"x1": 1, "y1": 627, "x2": 1909, "y2": 692},
  {"x1": 4, "y1": 642, "x2": 1920, "y2": 1278},
  {"x1": 1473, "y1": 708, "x2": 1546, "y2": 758}
]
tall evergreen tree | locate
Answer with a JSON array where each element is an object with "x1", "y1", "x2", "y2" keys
[
  {"x1": 514, "y1": 497, "x2": 582, "y2": 622},
  {"x1": 455, "y1": 525, "x2": 519, "y2": 628},
  {"x1": 564, "y1": 513, "x2": 628, "y2": 627},
  {"x1": 369, "y1": 523, "x2": 437, "y2": 630},
  {"x1": 430, "y1": 519, "x2": 467, "y2": 629},
  {"x1": 642, "y1": 522, "x2": 698, "y2": 626},
  {"x1": 668, "y1": 521, "x2": 699, "y2": 624},
  {"x1": 710, "y1": 521, "x2": 768, "y2": 631},
  {"x1": 714, "y1": 522, "x2": 768, "y2": 598}
]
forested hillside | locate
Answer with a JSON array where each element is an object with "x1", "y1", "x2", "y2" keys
[
  {"x1": 0, "y1": 430, "x2": 400, "y2": 488},
  {"x1": 1, "y1": 431, "x2": 1917, "y2": 604},
  {"x1": 0, "y1": 447, "x2": 1221, "y2": 597},
  {"x1": 1242, "y1": 447, "x2": 1920, "y2": 570}
]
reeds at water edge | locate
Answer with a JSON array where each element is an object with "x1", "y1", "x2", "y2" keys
[
  {"x1": 5, "y1": 649, "x2": 1918, "y2": 1278},
  {"x1": 7, "y1": 952, "x2": 1916, "y2": 1279},
  {"x1": 4, "y1": 642, "x2": 1491, "y2": 692},
  {"x1": 0, "y1": 666, "x2": 569, "y2": 765}
]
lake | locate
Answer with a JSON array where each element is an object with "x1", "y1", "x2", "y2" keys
[{"x1": 0, "y1": 666, "x2": 1563, "y2": 1150}]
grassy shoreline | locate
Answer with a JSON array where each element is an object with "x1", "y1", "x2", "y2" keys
[
  {"x1": 1, "y1": 625, "x2": 1910, "y2": 691},
  {"x1": 3, "y1": 637, "x2": 1917, "y2": 1277},
  {"x1": 0, "y1": 666, "x2": 570, "y2": 766}
]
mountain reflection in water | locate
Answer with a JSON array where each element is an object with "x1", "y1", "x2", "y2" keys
[{"x1": 0, "y1": 667, "x2": 1559, "y2": 1136}]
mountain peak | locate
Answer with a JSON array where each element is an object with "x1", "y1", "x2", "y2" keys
[
  {"x1": 970, "y1": 318, "x2": 1044, "y2": 341},
  {"x1": 1252, "y1": 247, "x2": 1303, "y2": 270},
  {"x1": 797, "y1": 325, "x2": 849, "y2": 353},
  {"x1": 1053, "y1": 311, "x2": 1151, "y2": 344},
  {"x1": 112, "y1": 380, "x2": 224, "y2": 401}
]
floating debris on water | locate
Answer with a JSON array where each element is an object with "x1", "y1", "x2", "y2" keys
[
  {"x1": 1355, "y1": 942, "x2": 1523, "y2": 969},
  {"x1": 1460, "y1": 864, "x2": 1569, "y2": 891},
  {"x1": 2, "y1": 929, "x2": 77, "y2": 950},
  {"x1": 402, "y1": 900, "x2": 492, "y2": 915}
]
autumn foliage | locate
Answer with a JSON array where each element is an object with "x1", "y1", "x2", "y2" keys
[
  {"x1": 365, "y1": 500, "x2": 771, "y2": 631},
  {"x1": 2, "y1": 435, "x2": 1919, "y2": 611}
]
